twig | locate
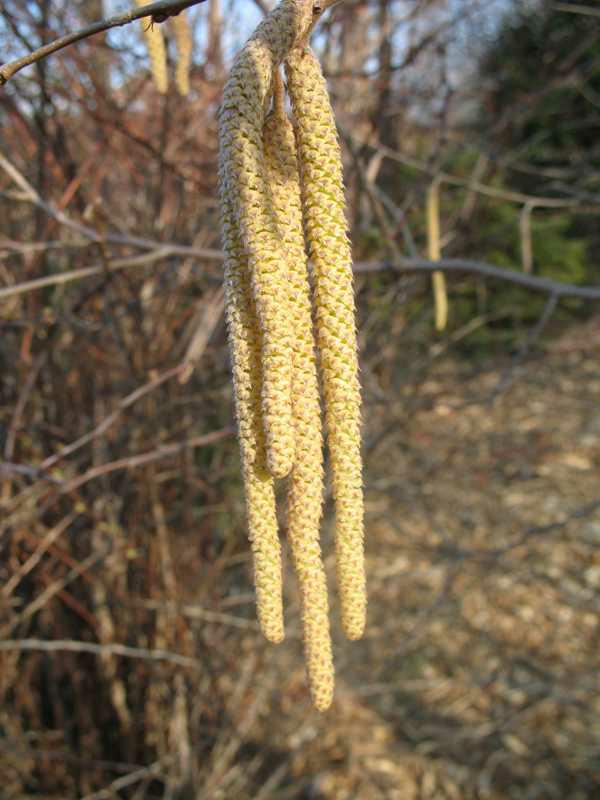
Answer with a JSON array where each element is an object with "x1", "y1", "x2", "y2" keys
[
  {"x1": 553, "y1": 3, "x2": 600, "y2": 18},
  {"x1": 0, "y1": 247, "x2": 222, "y2": 302},
  {"x1": 1, "y1": 548, "x2": 109, "y2": 637},
  {"x1": 41, "y1": 365, "x2": 185, "y2": 470},
  {"x1": 59, "y1": 427, "x2": 234, "y2": 493},
  {"x1": 179, "y1": 287, "x2": 225, "y2": 384},
  {"x1": 0, "y1": 460, "x2": 60, "y2": 484},
  {"x1": 366, "y1": 138, "x2": 600, "y2": 210},
  {"x1": 0, "y1": 639, "x2": 200, "y2": 670},
  {"x1": 1, "y1": 512, "x2": 79, "y2": 598},
  {"x1": 133, "y1": 598, "x2": 260, "y2": 631},
  {"x1": 78, "y1": 759, "x2": 171, "y2": 800},
  {"x1": 0, "y1": 153, "x2": 223, "y2": 272},
  {"x1": 0, "y1": 1, "x2": 207, "y2": 86},
  {"x1": 354, "y1": 257, "x2": 600, "y2": 300},
  {"x1": 489, "y1": 292, "x2": 559, "y2": 399}
]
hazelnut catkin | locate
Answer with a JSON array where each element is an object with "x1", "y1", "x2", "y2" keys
[
  {"x1": 218, "y1": 0, "x2": 365, "y2": 709},
  {"x1": 219, "y1": 177, "x2": 284, "y2": 643},
  {"x1": 218, "y1": 0, "x2": 319, "y2": 480},
  {"x1": 134, "y1": 0, "x2": 168, "y2": 94},
  {"x1": 172, "y1": 13, "x2": 193, "y2": 97},
  {"x1": 263, "y1": 71, "x2": 334, "y2": 711},
  {"x1": 285, "y1": 46, "x2": 366, "y2": 642}
]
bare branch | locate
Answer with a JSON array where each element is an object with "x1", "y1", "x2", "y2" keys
[
  {"x1": 355, "y1": 258, "x2": 600, "y2": 301},
  {"x1": 0, "y1": 639, "x2": 200, "y2": 670},
  {"x1": 553, "y1": 3, "x2": 600, "y2": 19},
  {"x1": 0, "y1": 1, "x2": 207, "y2": 86},
  {"x1": 40, "y1": 366, "x2": 185, "y2": 471},
  {"x1": 58, "y1": 427, "x2": 234, "y2": 493}
]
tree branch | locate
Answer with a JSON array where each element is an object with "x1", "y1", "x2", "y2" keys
[
  {"x1": 0, "y1": 0, "x2": 207, "y2": 86},
  {"x1": 354, "y1": 258, "x2": 600, "y2": 301},
  {"x1": 553, "y1": 3, "x2": 600, "y2": 19},
  {"x1": 0, "y1": 639, "x2": 201, "y2": 670}
]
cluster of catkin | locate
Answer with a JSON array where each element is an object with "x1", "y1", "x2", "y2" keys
[
  {"x1": 134, "y1": 1, "x2": 193, "y2": 96},
  {"x1": 218, "y1": 0, "x2": 365, "y2": 712}
]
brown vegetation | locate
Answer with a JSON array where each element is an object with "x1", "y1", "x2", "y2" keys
[{"x1": 0, "y1": 0, "x2": 598, "y2": 797}]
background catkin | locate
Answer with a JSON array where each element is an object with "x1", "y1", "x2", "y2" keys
[
  {"x1": 285, "y1": 46, "x2": 366, "y2": 642},
  {"x1": 263, "y1": 72, "x2": 334, "y2": 711},
  {"x1": 219, "y1": 175, "x2": 284, "y2": 643},
  {"x1": 218, "y1": 0, "x2": 317, "y2": 480},
  {"x1": 134, "y1": 0, "x2": 168, "y2": 94},
  {"x1": 172, "y1": 13, "x2": 193, "y2": 97}
]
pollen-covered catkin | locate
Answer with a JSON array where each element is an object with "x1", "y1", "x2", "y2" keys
[
  {"x1": 134, "y1": 0, "x2": 168, "y2": 94},
  {"x1": 218, "y1": 0, "x2": 317, "y2": 479},
  {"x1": 172, "y1": 13, "x2": 193, "y2": 97},
  {"x1": 219, "y1": 173, "x2": 284, "y2": 644},
  {"x1": 285, "y1": 46, "x2": 366, "y2": 641},
  {"x1": 263, "y1": 72, "x2": 334, "y2": 711}
]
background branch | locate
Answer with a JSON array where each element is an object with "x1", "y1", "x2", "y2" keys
[{"x1": 0, "y1": 0, "x2": 207, "y2": 85}]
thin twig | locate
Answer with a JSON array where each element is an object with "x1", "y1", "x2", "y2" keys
[
  {"x1": 41, "y1": 365, "x2": 185, "y2": 470},
  {"x1": 78, "y1": 759, "x2": 171, "y2": 800},
  {"x1": 0, "y1": 1, "x2": 207, "y2": 85},
  {"x1": 489, "y1": 292, "x2": 559, "y2": 399},
  {"x1": 1, "y1": 548, "x2": 110, "y2": 637},
  {"x1": 553, "y1": 3, "x2": 600, "y2": 18},
  {"x1": 2, "y1": 512, "x2": 79, "y2": 598},
  {"x1": 354, "y1": 257, "x2": 600, "y2": 300},
  {"x1": 0, "y1": 639, "x2": 200, "y2": 670},
  {"x1": 0, "y1": 247, "x2": 222, "y2": 302},
  {"x1": 58, "y1": 428, "x2": 234, "y2": 493}
]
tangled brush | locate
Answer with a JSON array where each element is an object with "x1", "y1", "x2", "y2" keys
[{"x1": 218, "y1": 0, "x2": 365, "y2": 711}]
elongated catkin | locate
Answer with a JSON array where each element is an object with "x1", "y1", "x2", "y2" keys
[
  {"x1": 173, "y1": 13, "x2": 193, "y2": 97},
  {"x1": 134, "y1": 0, "x2": 168, "y2": 94},
  {"x1": 263, "y1": 72, "x2": 334, "y2": 711},
  {"x1": 218, "y1": 0, "x2": 317, "y2": 479},
  {"x1": 285, "y1": 46, "x2": 366, "y2": 641},
  {"x1": 219, "y1": 172, "x2": 284, "y2": 643}
]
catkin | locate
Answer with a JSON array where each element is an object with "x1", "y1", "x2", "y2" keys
[
  {"x1": 219, "y1": 172, "x2": 284, "y2": 643},
  {"x1": 263, "y1": 72, "x2": 334, "y2": 711},
  {"x1": 218, "y1": 0, "x2": 365, "y2": 709},
  {"x1": 134, "y1": 0, "x2": 168, "y2": 94},
  {"x1": 285, "y1": 46, "x2": 366, "y2": 641},
  {"x1": 173, "y1": 13, "x2": 193, "y2": 97},
  {"x1": 218, "y1": 0, "x2": 317, "y2": 479}
]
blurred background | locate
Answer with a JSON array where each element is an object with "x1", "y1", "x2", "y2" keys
[{"x1": 1, "y1": 0, "x2": 599, "y2": 797}]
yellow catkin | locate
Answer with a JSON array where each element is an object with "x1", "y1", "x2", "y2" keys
[
  {"x1": 218, "y1": 0, "x2": 318, "y2": 480},
  {"x1": 285, "y1": 46, "x2": 366, "y2": 641},
  {"x1": 427, "y1": 179, "x2": 448, "y2": 332},
  {"x1": 219, "y1": 173, "x2": 284, "y2": 643},
  {"x1": 172, "y1": 13, "x2": 193, "y2": 97},
  {"x1": 134, "y1": 0, "x2": 168, "y2": 94},
  {"x1": 263, "y1": 72, "x2": 334, "y2": 711}
]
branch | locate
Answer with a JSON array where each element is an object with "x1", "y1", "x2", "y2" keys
[
  {"x1": 0, "y1": 639, "x2": 200, "y2": 670},
  {"x1": 0, "y1": 246, "x2": 222, "y2": 302},
  {"x1": 58, "y1": 427, "x2": 234, "y2": 494},
  {"x1": 0, "y1": 0, "x2": 207, "y2": 86},
  {"x1": 553, "y1": 3, "x2": 600, "y2": 18},
  {"x1": 354, "y1": 258, "x2": 600, "y2": 301}
]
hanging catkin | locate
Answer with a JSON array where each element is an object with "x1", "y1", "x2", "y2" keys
[
  {"x1": 219, "y1": 0, "x2": 318, "y2": 480},
  {"x1": 218, "y1": 0, "x2": 364, "y2": 709},
  {"x1": 263, "y1": 71, "x2": 334, "y2": 711},
  {"x1": 172, "y1": 13, "x2": 193, "y2": 97},
  {"x1": 134, "y1": 0, "x2": 168, "y2": 94},
  {"x1": 219, "y1": 173, "x2": 284, "y2": 644},
  {"x1": 285, "y1": 46, "x2": 366, "y2": 642}
]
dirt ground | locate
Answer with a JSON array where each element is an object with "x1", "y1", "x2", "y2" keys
[{"x1": 249, "y1": 319, "x2": 600, "y2": 800}]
